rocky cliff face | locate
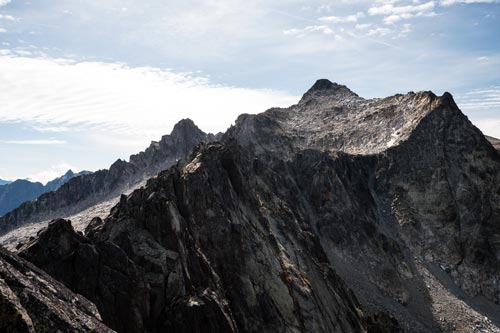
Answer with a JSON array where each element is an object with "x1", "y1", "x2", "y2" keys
[
  {"x1": 0, "y1": 119, "x2": 215, "y2": 235},
  {"x1": 0, "y1": 244, "x2": 113, "y2": 332},
  {"x1": 19, "y1": 150, "x2": 398, "y2": 333},
  {"x1": 13, "y1": 80, "x2": 500, "y2": 333}
]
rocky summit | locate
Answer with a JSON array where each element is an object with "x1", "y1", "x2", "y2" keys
[{"x1": 3, "y1": 79, "x2": 500, "y2": 333}]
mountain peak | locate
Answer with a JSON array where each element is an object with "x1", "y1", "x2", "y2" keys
[
  {"x1": 301, "y1": 79, "x2": 361, "y2": 103},
  {"x1": 170, "y1": 118, "x2": 203, "y2": 138},
  {"x1": 308, "y1": 79, "x2": 340, "y2": 91}
]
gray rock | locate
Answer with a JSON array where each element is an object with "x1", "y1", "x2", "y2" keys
[
  {"x1": 17, "y1": 79, "x2": 500, "y2": 333},
  {"x1": 0, "y1": 245, "x2": 114, "y2": 332}
]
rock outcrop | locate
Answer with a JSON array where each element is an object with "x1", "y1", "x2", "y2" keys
[
  {"x1": 0, "y1": 119, "x2": 216, "y2": 235},
  {"x1": 15, "y1": 80, "x2": 500, "y2": 332},
  {"x1": 0, "y1": 245, "x2": 114, "y2": 332}
]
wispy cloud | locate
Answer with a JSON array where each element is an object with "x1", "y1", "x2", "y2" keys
[
  {"x1": 441, "y1": 0, "x2": 500, "y2": 6},
  {"x1": 0, "y1": 52, "x2": 298, "y2": 140},
  {"x1": 454, "y1": 86, "x2": 500, "y2": 138},
  {"x1": 318, "y1": 12, "x2": 365, "y2": 24},
  {"x1": 0, "y1": 139, "x2": 67, "y2": 145},
  {"x1": 456, "y1": 87, "x2": 500, "y2": 111},
  {"x1": 368, "y1": 1, "x2": 437, "y2": 24},
  {"x1": 27, "y1": 163, "x2": 77, "y2": 184},
  {"x1": 283, "y1": 25, "x2": 335, "y2": 37}
]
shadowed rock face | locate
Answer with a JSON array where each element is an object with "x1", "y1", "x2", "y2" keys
[
  {"x1": 16, "y1": 80, "x2": 500, "y2": 332},
  {"x1": 19, "y1": 154, "x2": 387, "y2": 332},
  {"x1": 0, "y1": 245, "x2": 114, "y2": 332},
  {"x1": 0, "y1": 119, "x2": 217, "y2": 235}
]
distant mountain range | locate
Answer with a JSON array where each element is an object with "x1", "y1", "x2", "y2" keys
[
  {"x1": 0, "y1": 179, "x2": 11, "y2": 186},
  {"x1": 0, "y1": 119, "x2": 218, "y2": 235},
  {"x1": 0, "y1": 170, "x2": 91, "y2": 217}
]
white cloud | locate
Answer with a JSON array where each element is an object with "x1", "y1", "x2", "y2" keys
[
  {"x1": 27, "y1": 163, "x2": 77, "y2": 184},
  {"x1": 474, "y1": 118, "x2": 500, "y2": 138},
  {"x1": 454, "y1": 87, "x2": 500, "y2": 138},
  {"x1": 0, "y1": 53, "x2": 297, "y2": 142},
  {"x1": 0, "y1": 140, "x2": 67, "y2": 145},
  {"x1": 367, "y1": 27, "x2": 393, "y2": 36},
  {"x1": 369, "y1": 1, "x2": 436, "y2": 23},
  {"x1": 441, "y1": 0, "x2": 500, "y2": 5},
  {"x1": 355, "y1": 23, "x2": 373, "y2": 30},
  {"x1": 369, "y1": 1, "x2": 436, "y2": 15},
  {"x1": 0, "y1": 0, "x2": 10, "y2": 7},
  {"x1": 0, "y1": 14, "x2": 16, "y2": 21},
  {"x1": 318, "y1": 12, "x2": 365, "y2": 23},
  {"x1": 283, "y1": 25, "x2": 334, "y2": 37},
  {"x1": 456, "y1": 87, "x2": 500, "y2": 110}
]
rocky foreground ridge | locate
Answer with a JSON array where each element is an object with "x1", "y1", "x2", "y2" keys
[{"x1": 2, "y1": 79, "x2": 500, "y2": 332}]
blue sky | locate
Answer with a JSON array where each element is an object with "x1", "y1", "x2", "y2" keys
[{"x1": 0, "y1": 0, "x2": 499, "y2": 182}]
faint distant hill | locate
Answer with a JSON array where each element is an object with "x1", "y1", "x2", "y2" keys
[
  {"x1": 0, "y1": 179, "x2": 11, "y2": 186},
  {"x1": 0, "y1": 170, "x2": 91, "y2": 217}
]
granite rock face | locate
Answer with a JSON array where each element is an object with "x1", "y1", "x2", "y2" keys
[
  {"x1": 0, "y1": 245, "x2": 114, "y2": 332},
  {"x1": 0, "y1": 119, "x2": 215, "y2": 235},
  {"x1": 15, "y1": 80, "x2": 500, "y2": 332},
  {"x1": 19, "y1": 147, "x2": 398, "y2": 333}
]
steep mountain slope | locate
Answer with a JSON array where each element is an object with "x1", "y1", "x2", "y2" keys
[
  {"x1": 0, "y1": 170, "x2": 90, "y2": 217},
  {"x1": 45, "y1": 169, "x2": 92, "y2": 192},
  {"x1": 0, "y1": 119, "x2": 216, "y2": 235},
  {"x1": 487, "y1": 135, "x2": 500, "y2": 152},
  {"x1": 15, "y1": 80, "x2": 500, "y2": 332},
  {"x1": 19, "y1": 154, "x2": 398, "y2": 333},
  {"x1": 0, "y1": 180, "x2": 44, "y2": 217},
  {"x1": 0, "y1": 246, "x2": 113, "y2": 332}
]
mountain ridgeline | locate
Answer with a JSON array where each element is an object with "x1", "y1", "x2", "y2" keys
[
  {"x1": 0, "y1": 119, "x2": 218, "y2": 235},
  {"x1": 3, "y1": 80, "x2": 500, "y2": 332},
  {"x1": 0, "y1": 170, "x2": 91, "y2": 217}
]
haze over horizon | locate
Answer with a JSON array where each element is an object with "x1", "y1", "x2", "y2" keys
[{"x1": 0, "y1": 0, "x2": 499, "y2": 182}]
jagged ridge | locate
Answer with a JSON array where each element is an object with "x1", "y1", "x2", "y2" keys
[
  {"x1": 11, "y1": 79, "x2": 500, "y2": 332},
  {"x1": 0, "y1": 119, "x2": 217, "y2": 236}
]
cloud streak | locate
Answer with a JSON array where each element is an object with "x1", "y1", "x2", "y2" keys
[
  {"x1": 0, "y1": 52, "x2": 298, "y2": 141},
  {"x1": 0, "y1": 139, "x2": 67, "y2": 145},
  {"x1": 441, "y1": 0, "x2": 500, "y2": 5}
]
